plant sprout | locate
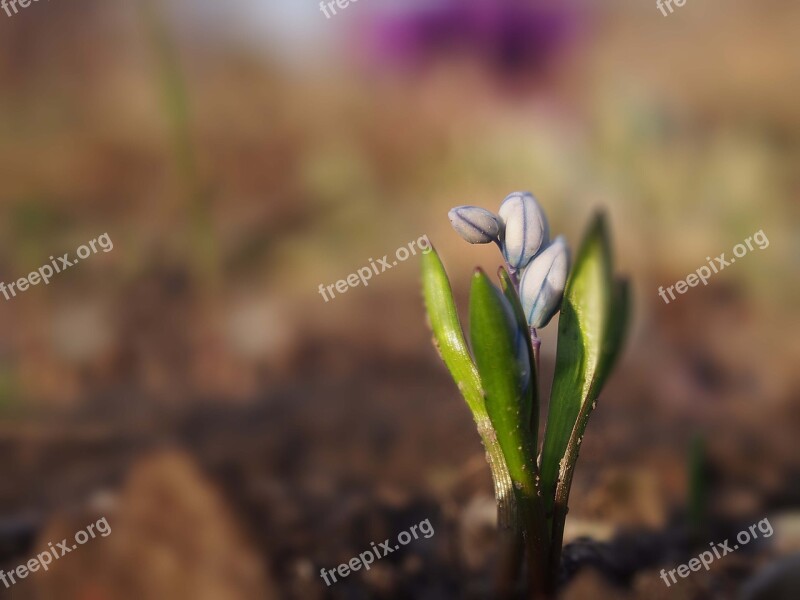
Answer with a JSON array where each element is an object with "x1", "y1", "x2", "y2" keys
[{"x1": 423, "y1": 192, "x2": 631, "y2": 598}]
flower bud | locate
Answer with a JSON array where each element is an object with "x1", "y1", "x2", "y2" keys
[
  {"x1": 519, "y1": 236, "x2": 570, "y2": 329},
  {"x1": 448, "y1": 206, "x2": 503, "y2": 244},
  {"x1": 498, "y1": 192, "x2": 549, "y2": 269}
]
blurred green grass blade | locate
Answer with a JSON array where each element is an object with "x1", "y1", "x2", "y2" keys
[
  {"x1": 139, "y1": 0, "x2": 218, "y2": 283},
  {"x1": 421, "y1": 248, "x2": 485, "y2": 418},
  {"x1": 688, "y1": 434, "x2": 708, "y2": 542},
  {"x1": 469, "y1": 269, "x2": 536, "y2": 492},
  {"x1": 498, "y1": 266, "x2": 539, "y2": 449},
  {"x1": 139, "y1": 0, "x2": 195, "y2": 188},
  {"x1": 540, "y1": 214, "x2": 613, "y2": 511}
]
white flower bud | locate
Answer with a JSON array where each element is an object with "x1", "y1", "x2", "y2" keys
[
  {"x1": 448, "y1": 206, "x2": 503, "y2": 244},
  {"x1": 519, "y1": 236, "x2": 570, "y2": 329},
  {"x1": 498, "y1": 192, "x2": 549, "y2": 269}
]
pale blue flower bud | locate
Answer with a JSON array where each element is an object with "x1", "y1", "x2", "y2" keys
[
  {"x1": 498, "y1": 192, "x2": 549, "y2": 269},
  {"x1": 448, "y1": 206, "x2": 503, "y2": 244},
  {"x1": 519, "y1": 236, "x2": 570, "y2": 329}
]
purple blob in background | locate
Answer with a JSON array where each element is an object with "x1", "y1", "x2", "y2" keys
[{"x1": 356, "y1": 0, "x2": 582, "y2": 76}]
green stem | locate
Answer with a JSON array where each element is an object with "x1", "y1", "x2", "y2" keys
[
  {"x1": 476, "y1": 417, "x2": 517, "y2": 530},
  {"x1": 495, "y1": 531, "x2": 523, "y2": 599},
  {"x1": 476, "y1": 418, "x2": 537, "y2": 597},
  {"x1": 529, "y1": 327, "x2": 541, "y2": 444},
  {"x1": 546, "y1": 392, "x2": 599, "y2": 593},
  {"x1": 477, "y1": 417, "x2": 549, "y2": 598},
  {"x1": 548, "y1": 483, "x2": 569, "y2": 593},
  {"x1": 520, "y1": 494, "x2": 551, "y2": 599}
]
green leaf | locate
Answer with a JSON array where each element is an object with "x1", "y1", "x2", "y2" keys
[
  {"x1": 498, "y1": 267, "x2": 540, "y2": 449},
  {"x1": 540, "y1": 214, "x2": 632, "y2": 584},
  {"x1": 421, "y1": 247, "x2": 485, "y2": 418},
  {"x1": 468, "y1": 269, "x2": 536, "y2": 494},
  {"x1": 540, "y1": 213, "x2": 615, "y2": 513},
  {"x1": 469, "y1": 269, "x2": 551, "y2": 578},
  {"x1": 498, "y1": 267, "x2": 530, "y2": 345},
  {"x1": 596, "y1": 278, "x2": 631, "y2": 393},
  {"x1": 422, "y1": 248, "x2": 521, "y2": 540}
]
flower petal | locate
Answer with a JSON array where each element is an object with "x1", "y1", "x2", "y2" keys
[
  {"x1": 519, "y1": 235, "x2": 570, "y2": 328},
  {"x1": 448, "y1": 206, "x2": 503, "y2": 244},
  {"x1": 498, "y1": 192, "x2": 549, "y2": 269}
]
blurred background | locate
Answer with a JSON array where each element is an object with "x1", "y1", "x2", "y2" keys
[{"x1": 0, "y1": 0, "x2": 798, "y2": 598}]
